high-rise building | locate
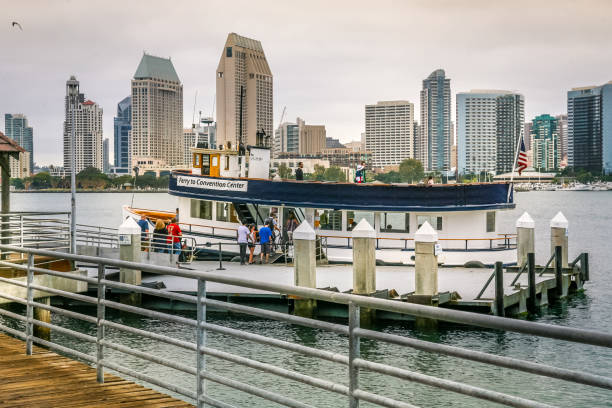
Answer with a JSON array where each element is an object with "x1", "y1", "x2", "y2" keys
[
  {"x1": 4, "y1": 114, "x2": 34, "y2": 173},
  {"x1": 274, "y1": 117, "x2": 326, "y2": 156},
  {"x1": 113, "y1": 96, "x2": 131, "y2": 173},
  {"x1": 216, "y1": 33, "x2": 273, "y2": 149},
  {"x1": 456, "y1": 90, "x2": 524, "y2": 175},
  {"x1": 103, "y1": 138, "x2": 110, "y2": 173},
  {"x1": 495, "y1": 94, "x2": 525, "y2": 174},
  {"x1": 530, "y1": 114, "x2": 560, "y2": 171},
  {"x1": 418, "y1": 69, "x2": 451, "y2": 171},
  {"x1": 365, "y1": 101, "x2": 414, "y2": 169},
  {"x1": 326, "y1": 137, "x2": 344, "y2": 149},
  {"x1": 523, "y1": 122, "x2": 532, "y2": 151},
  {"x1": 131, "y1": 53, "x2": 183, "y2": 168},
  {"x1": 567, "y1": 82, "x2": 612, "y2": 174},
  {"x1": 63, "y1": 76, "x2": 104, "y2": 174},
  {"x1": 555, "y1": 114, "x2": 568, "y2": 165}
]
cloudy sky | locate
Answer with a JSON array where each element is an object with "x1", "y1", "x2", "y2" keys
[{"x1": 2, "y1": 0, "x2": 611, "y2": 165}]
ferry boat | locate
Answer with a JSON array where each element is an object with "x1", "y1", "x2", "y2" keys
[{"x1": 123, "y1": 144, "x2": 517, "y2": 266}]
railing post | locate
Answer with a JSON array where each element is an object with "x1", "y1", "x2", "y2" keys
[
  {"x1": 20, "y1": 215, "x2": 24, "y2": 259},
  {"x1": 25, "y1": 253, "x2": 34, "y2": 355},
  {"x1": 196, "y1": 278, "x2": 207, "y2": 408},
  {"x1": 527, "y1": 253, "x2": 536, "y2": 313},
  {"x1": 348, "y1": 302, "x2": 360, "y2": 408},
  {"x1": 217, "y1": 242, "x2": 225, "y2": 270},
  {"x1": 583, "y1": 253, "x2": 589, "y2": 281},
  {"x1": 96, "y1": 263, "x2": 106, "y2": 383},
  {"x1": 495, "y1": 261, "x2": 505, "y2": 317},
  {"x1": 555, "y1": 245, "x2": 563, "y2": 298}
]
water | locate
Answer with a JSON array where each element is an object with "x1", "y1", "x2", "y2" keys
[{"x1": 6, "y1": 191, "x2": 612, "y2": 407}]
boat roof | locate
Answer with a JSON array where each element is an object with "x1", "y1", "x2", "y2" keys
[{"x1": 168, "y1": 171, "x2": 515, "y2": 212}]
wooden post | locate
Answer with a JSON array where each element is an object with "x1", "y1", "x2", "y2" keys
[
  {"x1": 293, "y1": 221, "x2": 317, "y2": 318},
  {"x1": 352, "y1": 219, "x2": 376, "y2": 326},
  {"x1": 495, "y1": 262, "x2": 505, "y2": 317},
  {"x1": 516, "y1": 212, "x2": 535, "y2": 268},
  {"x1": 527, "y1": 253, "x2": 536, "y2": 313},
  {"x1": 414, "y1": 222, "x2": 439, "y2": 298},
  {"x1": 555, "y1": 245, "x2": 563, "y2": 298},
  {"x1": 118, "y1": 217, "x2": 142, "y2": 306},
  {"x1": 583, "y1": 253, "x2": 589, "y2": 281},
  {"x1": 550, "y1": 212, "x2": 568, "y2": 268},
  {"x1": 33, "y1": 297, "x2": 51, "y2": 342},
  {"x1": 0, "y1": 155, "x2": 10, "y2": 260}
]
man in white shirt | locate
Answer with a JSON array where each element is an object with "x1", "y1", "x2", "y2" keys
[{"x1": 237, "y1": 221, "x2": 250, "y2": 265}]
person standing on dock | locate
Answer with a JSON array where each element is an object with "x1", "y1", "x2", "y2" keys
[
  {"x1": 295, "y1": 162, "x2": 304, "y2": 181},
  {"x1": 259, "y1": 223, "x2": 272, "y2": 264},
  {"x1": 237, "y1": 221, "x2": 250, "y2": 265},
  {"x1": 166, "y1": 218, "x2": 182, "y2": 256},
  {"x1": 248, "y1": 224, "x2": 258, "y2": 264},
  {"x1": 152, "y1": 219, "x2": 168, "y2": 253},
  {"x1": 137, "y1": 215, "x2": 150, "y2": 251}
]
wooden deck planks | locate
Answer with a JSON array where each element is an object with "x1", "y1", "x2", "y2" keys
[{"x1": 0, "y1": 333, "x2": 193, "y2": 407}]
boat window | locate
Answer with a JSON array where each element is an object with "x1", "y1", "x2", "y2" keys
[
  {"x1": 417, "y1": 215, "x2": 443, "y2": 231},
  {"x1": 346, "y1": 211, "x2": 374, "y2": 231},
  {"x1": 225, "y1": 156, "x2": 230, "y2": 170},
  {"x1": 486, "y1": 212, "x2": 496, "y2": 232},
  {"x1": 319, "y1": 209, "x2": 342, "y2": 231},
  {"x1": 193, "y1": 154, "x2": 201, "y2": 168},
  {"x1": 190, "y1": 199, "x2": 212, "y2": 220},
  {"x1": 201, "y1": 154, "x2": 210, "y2": 176},
  {"x1": 216, "y1": 202, "x2": 239, "y2": 223},
  {"x1": 381, "y1": 213, "x2": 409, "y2": 233}
]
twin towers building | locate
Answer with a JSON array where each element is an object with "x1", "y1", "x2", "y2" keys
[{"x1": 65, "y1": 33, "x2": 273, "y2": 175}]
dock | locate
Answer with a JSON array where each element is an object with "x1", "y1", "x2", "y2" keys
[{"x1": 0, "y1": 333, "x2": 191, "y2": 408}]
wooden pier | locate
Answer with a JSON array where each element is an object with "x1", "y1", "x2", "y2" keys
[{"x1": 0, "y1": 333, "x2": 191, "y2": 407}]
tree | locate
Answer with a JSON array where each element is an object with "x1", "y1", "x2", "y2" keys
[
  {"x1": 10, "y1": 178, "x2": 25, "y2": 190},
  {"x1": 375, "y1": 171, "x2": 402, "y2": 184},
  {"x1": 277, "y1": 163, "x2": 292, "y2": 179},
  {"x1": 76, "y1": 166, "x2": 110, "y2": 189},
  {"x1": 399, "y1": 159, "x2": 424, "y2": 183},
  {"x1": 323, "y1": 166, "x2": 347, "y2": 182},
  {"x1": 30, "y1": 172, "x2": 53, "y2": 189}
]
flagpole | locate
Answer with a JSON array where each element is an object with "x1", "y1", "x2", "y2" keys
[{"x1": 507, "y1": 133, "x2": 524, "y2": 203}]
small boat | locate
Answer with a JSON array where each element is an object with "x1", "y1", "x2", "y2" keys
[{"x1": 124, "y1": 144, "x2": 518, "y2": 266}]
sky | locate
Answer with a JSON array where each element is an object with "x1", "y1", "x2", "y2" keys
[{"x1": 1, "y1": 0, "x2": 611, "y2": 166}]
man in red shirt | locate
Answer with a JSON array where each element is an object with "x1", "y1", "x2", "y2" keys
[{"x1": 166, "y1": 217, "x2": 182, "y2": 255}]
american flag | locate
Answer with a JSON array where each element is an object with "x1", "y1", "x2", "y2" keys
[{"x1": 516, "y1": 136, "x2": 528, "y2": 175}]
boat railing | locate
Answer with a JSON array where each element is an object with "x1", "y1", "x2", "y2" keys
[{"x1": 0, "y1": 244, "x2": 609, "y2": 408}]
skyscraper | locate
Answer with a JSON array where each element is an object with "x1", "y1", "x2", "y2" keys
[
  {"x1": 274, "y1": 122, "x2": 299, "y2": 156},
  {"x1": 102, "y1": 138, "x2": 110, "y2": 173},
  {"x1": 418, "y1": 69, "x2": 451, "y2": 171},
  {"x1": 4, "y1": 114, "x2": 33, "y2": 173},
  {"x1": 216, "y1": 33, "x2": 273, "y2": 149},
  {"x1": 496, "y1": 93, "x2": 525, "y2": 173},
  {"x1": 530, "y1": 114, "x2": 560, "y2": 171},
  {"x1": 273, "y1": 117, "x2": 326, "y2": 157},
  {"x1": 555, "y1": 114, "x2": 568, "y2": 165},
  {"x1": 63, "y1": 76, "x2": 104, "y2": 174},
  {"x1": 365, "y1": 101, "x2": 414, "y2": 169},
  {"x1": 113, "y1": 96, "x2": 131, "y2": 173},
  {"x1": 456, "y1": 90, "x2": 524, "y2": 175},
  {"x1": 567, "y1": 82, "x2": 612, "y2": 174},
  {"x1": 131, "y1": 53, "x2": 183, "y2": 168}
]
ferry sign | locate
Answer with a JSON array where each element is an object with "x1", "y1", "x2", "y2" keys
[{"x1": 176, "y1": 175, "x2": 248, "y2": 192}]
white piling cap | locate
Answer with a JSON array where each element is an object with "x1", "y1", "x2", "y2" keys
[
  {"x1": 293, "y1": 220, "x2": 316, "y2": 241},
  {"x1": 351, "y1": 219, "x2": 376, "y2": 238},
  {"x1": 119, "y1": 216, "x2": 141, "y2": 235},
  {"x1": 515, "y1": 212, "x2": 535, "y2": 229},
  {"x1": 414, "y1": 221, "x2": 438, "y2": 243},
  {"x1": 550, "y1": 211, "x2": 568, "y2": 229}
]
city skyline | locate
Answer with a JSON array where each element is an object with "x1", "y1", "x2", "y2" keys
[{"x1": 2, "y1": 0, "x2": 612, "y2": 165}]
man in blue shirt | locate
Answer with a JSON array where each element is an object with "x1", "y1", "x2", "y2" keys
[
  {"x1": 258, "y1": 224, "x2": 272, "y2": 264},
  {"x1": 137, "y1": 215, "x2": 149, "y2": 251}
]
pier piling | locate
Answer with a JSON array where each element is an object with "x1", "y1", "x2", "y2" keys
[
  {"x1": 550, "y1": 212, "x2": 569, "y2": 268},
  {"x1": 516, "y1": 212, "x2": 535, "y2": 268},
  {"x1": 555, "y1": 245, "x2": 563, "y2": 298},
  {"x1": 33, "y1": 297, "x2": 51, "y2": 341},
  {"x1": 293, "y1": 221, "x2": 317, "y2": 318},
  {"x1": 118, "y1": 217, "x2": 142, "y2": 306},
  {"x1": 527, "y1": 253, "x2": 536, "y2": 313},
  {"x1": 352, "y1": 219, "x2": 376, "y2": 326},
  {"x1": 494, "y1": 262, "x2": 505, "y2": 317},
  {"x1": 414, "y1": 222, "x2": 439, "y2": 328}
]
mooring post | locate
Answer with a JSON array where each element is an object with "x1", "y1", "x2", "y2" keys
[
  {"x1": 118, "y1": 217, "x2": 141, "y2": 306},
  {"x1": 495, "y1": 261, "x2": 505, "y2": 317},
  {"x1": 527, "y1": 252, "x2": 536, "y2": 313},
  {"x1": 583, "y1": 253, "x2": 589, "y2": 281},
  {"x1": 555, "y1": 245, "x2": 563, "y2": 298},
  {"x1": 516, "y1": 212, "x2": 535, "y2": 268},
  {"x1": 292, "y1": 221, "x2": 317, "y2": 318},
  {"x1": 33, "y1": 297, "x2": 51, "y2": 342},
  {"x1": 550, "y1": 211, "x2": 568, "y2": 268},
  {"x1": 352, "y1": 219, "x2": 376, "y2": 326},
  {"x1": 414, "y1": 221, "x2": 439, "y2": 328}
]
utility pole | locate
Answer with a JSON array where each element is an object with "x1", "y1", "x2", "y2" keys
[{"x1": 67, "y1": 76, "x2": 79, "y2": 255}]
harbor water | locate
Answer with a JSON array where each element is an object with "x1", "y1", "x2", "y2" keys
[{"x1": 5, "y1": 191, "x2": 612, "y2": 407}]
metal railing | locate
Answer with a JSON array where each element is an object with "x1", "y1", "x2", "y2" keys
[
  {"x1": 0, "y1": 244, "x2": 610, "y2": 408},
  {"x1": 0, "y1": 212, "x2": 71, "y2": 257}
]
